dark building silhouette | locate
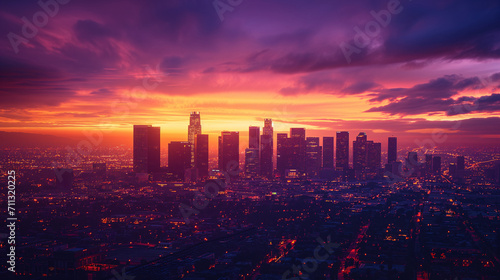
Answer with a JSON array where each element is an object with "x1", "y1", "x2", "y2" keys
[
  {"x1": 290, "y1": 128, "x2": 306, "y2": 173},
  {"x1": 260, "y1": 119, "x2": 273, "y2": 178},
  {"x1": 245, "y1": 148, "x2": 260, "y2": 176},
  {"x1": 168, "y1": 141, "x2": 191, "y2": 180},
  {"x1": 323, "y1": 137, "x2": 334, "y2": 169},
  {"x1": 433, "y1": 156, "x2": 441, "y2": 175},
  {"x1": 219, "y1": 131, "x2": 239, "y2": 173},
  {"x1": 188, "y1": 112, "x2": 201, "y2": 167},
  {"x1": 195, "y1": 134, "x2": 209, "y2": 179},
  {"x1": 336, "y1": 131, "x2": 349, "y2": 171},
  {"x1": 277, "y1": 133, "x2": 289, "y2": 176},
  {"x1": 388, "y1": 137, "x2": 397, "y2": 164},
  {"x1": 366, "y1": 141, "x2": 381, "y2": 171},
  {"x1": 425, "y1": 154, "x2": 433, "y2": 175},
  {"x1": 249, "y1": 126, "x2": 260, "y2": 149},
  {"x1": 133, "y1": 125, "x2": 160, "y2": 173},
  {"x1": 305, "y1": 137, "x2": 321, "y2": 177},
  {"x1": 353, "y1": 132, "x2": 367, "y2": 171}
]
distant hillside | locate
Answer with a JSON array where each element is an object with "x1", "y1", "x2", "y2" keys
[{"x1": 0, "y1": 131, "x2": 77, "y2": 148}]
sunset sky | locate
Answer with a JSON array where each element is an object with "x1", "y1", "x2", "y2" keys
[{"x1": 1, "y1": 0, "x2": 499, "y2": 148}]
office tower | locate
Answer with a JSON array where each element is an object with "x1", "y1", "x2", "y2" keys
[
  {"x1": 388, "y1": 137, "x2": 397, "y2": 164},
  {"x1": 306, "y1": 137, "x2": 322, "y2": 177},
  {"x1": 260, "y1": 119, "x2": 273, "y2": 178},
  {"x1": 245, "y1": 148, "x2": 260, "y2": 176},
  {"x1": 218, "y1": 136, "x2": 222, "y2": 170},
  {"x1": 433, "y1": 156, "x2": 441, "y2": 175},
  {"x1": 133, "y1": 125, "x2": 161, "y2": 173},
  {"x1": 425, "y1": 154, "x2": 433, "y2": 175},
  {"x1": 456, "y1": 155, "x2": 465, "y2": 179},
  {"x1": 168, "y1": 141, "x2": 191, "y2": 180},
  {"x1": 449, "y1": 163, "x2": 457, "y2": 177},
  {"x1": 336, "y1": 131, "x2": 349, "y2": 171},
  {"x1": 277, "y1": 133, "x2": 289, "y2": 176},
  {"x1": 322, "y1": 137, "x2": 334, "y2": 169},
  {"x1": 219, "y1": 131, "x2": 239, "y2": 173},
  {"x1": 195, "y1": 134, "x2": 209, "y2": 179},
  {"x1": 353, "y1": 132, "x2": 367, "y2": 171},
  {"x1": 290, "y1": 128, "x2": 306, "y2": 173},
  {"x1": 188, "y1": 112, "x2": 202, "y2": 167},
  {"x1": 249, "y1": 126, "x2": 260, "y2": 149},
  {"x1": 366, "y1": 141, "x2": 381, "y2": 171},
  {"x1": 260, "y1": 134, "x2": 273, "y2": 178}
]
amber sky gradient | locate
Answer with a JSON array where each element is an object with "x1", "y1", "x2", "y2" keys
[{"x1": 1, "y1": 0, "x2": 499, "y2": 148}]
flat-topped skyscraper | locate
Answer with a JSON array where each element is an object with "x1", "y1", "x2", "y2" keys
[
  {"x1": 336, "y1": 131, "x2": 349, "y2": 171},
  {"x1": 388, "y1": 137, "x2": 397, "y2": 164},
  {"x1": 188, "y1": 112, "x2": 201, "y2": 167},
  {"x1": 260, "y1": 119, "x2": 273, "y2": 178},
  {"x1": 133, "y1": 125, "x2": 160, "y2": 173}
]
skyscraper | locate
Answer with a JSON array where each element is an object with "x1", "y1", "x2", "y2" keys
[
  {"x1": 133, "y1": 125, "x2": 160, "y2": 173},
  {"x1": 277, "y1": 133, "x2": 289, "y2": 176},
  {"x1": 425, "y1": 154, "x2": 433, "y2": 175},
  {"x1": 245, "y1": 148, "x2": 260, "y2": 176},
  {"x1": 336, "y1": 131, "x2": 349, "y2": 171},
  {"x1": 168, "y1": 141, "x2": 191, "y2": 180},
  {"x1": 433, "y1": 156, "x2": 441, "y2": 175},
  {"x1": 195, "y1": 134, "x2": 209, "y2": 179},
  {"x1": 188, "y1": 112, "x2": 201, "y2": 167},
  {"x1": 290, "y1": 128, "x2": 306, "y2": 173},
  {"x1": 219, "y1": 131, "x2": 239, "y2": 173},
  {"x1": 305, "y1": 137, "x2": 321, "y2": 177},
  {"x1": 366, "y1": 141, "x2": 381, "y2": 171},
  {"x1": 322, "y1": 137, "x2": 334, "y2": 169},
  {"x1": 353, "y1": 132, "x2": 367, "y2": 171},
  {"x1": 260, "y1": 119, "x2": 273, "y2": 178},
  {"x1": 249, "y1": 126, "x2": 260, "y2": 149},
  {"x1": 388, "y1": 137, "x2": 397, "y2": 164}
]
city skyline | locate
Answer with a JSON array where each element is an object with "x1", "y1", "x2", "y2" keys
[{"x1": 1, "y1": 1, "x2": 499, "y2": 147}]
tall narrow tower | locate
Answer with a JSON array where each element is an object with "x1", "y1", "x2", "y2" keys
[{"x1": 188, "y1": 112, "x2": 201, "y2": 167}]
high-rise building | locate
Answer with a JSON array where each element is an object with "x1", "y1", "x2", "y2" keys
[
  {"x1": 388, "y1": 137, "x2": 397, "y2": 164},
  {"x1": 133, "y1": 125, "x2": 160, "y2": 173},
  {"x1": 306, "y1": 137, "x2": 321, "y2": 177},
  {"x1": 245, "y1": 148, "x2": 260, "y2": 176},
  {"x1": 290, "y1": 128, "x2": 306, "y2": 173},
  {"x1": 322, "y1": 137, "x2": 334, "y2": 169},
  {"x1": 353, "y1": 132, "x2": 367, "y2": 171},
  {"x1": 336, "y1": 131, "x2": 349, "y2": 171},
  {"x1": 249, "y1": 126, "x2": 260, "y2": 149},
  {"x1": 260, "y1": 119, "x2": 273, "y2": 178},
  {"x1": 433, "y1": 156, "x2": 441, "y2": 175},
  {"x1": 277, "y1": 133, "x2": 289, "y2": 176},
  {"x1": 366, "y1": 141, "x2": 381, "y2": 171},
  {"x1": 425, "y1": 154, "x2": 433, "y2": 175},
  {"x1": 188, "y1": 112, "x2": 201, "y2": 167},
  {"x1": 168, "y1": 141, "x2": 191, "y2": 180},
  {"x1": 219, "y1": 131, "x2": 239, "y2": 173},
  {"x1": 260, "y1": 135, "x2": 273, "y2": 178},
  {"x1": 195, "y1": 134, "x2": 209, "y2": 179}
]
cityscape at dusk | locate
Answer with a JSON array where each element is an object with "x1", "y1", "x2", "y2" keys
[{"x1": 1, "y1": 0, "x2": 500, "y2": 280}]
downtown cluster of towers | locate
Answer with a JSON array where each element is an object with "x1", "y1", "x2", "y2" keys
[{"x1": 133, "y1": 112, "x2": 464, "y2": 181}]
